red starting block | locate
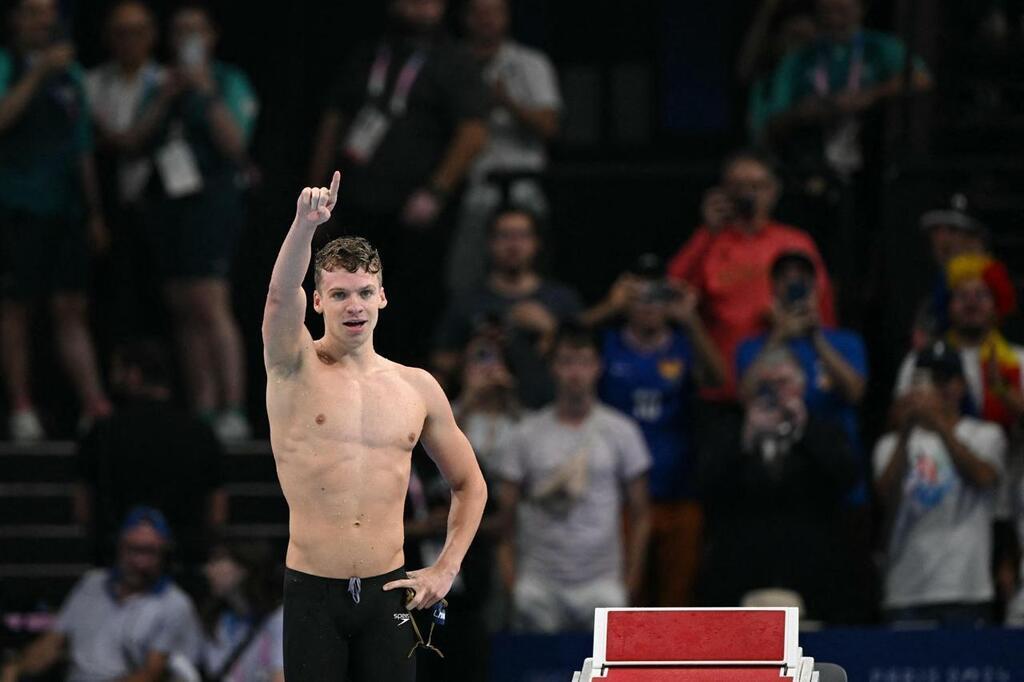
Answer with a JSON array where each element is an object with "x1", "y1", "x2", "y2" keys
[{"x1": 572, "y1": 608, "x2": 845, "y2": 682}]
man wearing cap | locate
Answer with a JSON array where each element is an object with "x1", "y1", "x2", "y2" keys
[
  {"x1": 912, "y1": 194, "x2": 990, "y2": 349},
  {"x1": 893, "y1": 253, "x2": 1024, "y2": 616},
  {"x1": 894, "y1": 253, "x2": 1024, "y2": 431},
  {"x1": 875, "y1": 343, "x2": 1005, "y2": 625},
  {"x1": 736, "y1": 250, "x2": 867, "y2": 499},
  {"x1": 1, "y1": 507, "x2": 202, "y2": 682}
]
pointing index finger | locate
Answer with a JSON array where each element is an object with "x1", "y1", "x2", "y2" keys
[{"x1": 327, "y1": 170, "x2": 341, "y2": 207}]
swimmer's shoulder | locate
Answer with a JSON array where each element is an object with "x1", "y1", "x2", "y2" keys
[{"x1": 381, "y1": 359, "x2": 446, "y2": 402}]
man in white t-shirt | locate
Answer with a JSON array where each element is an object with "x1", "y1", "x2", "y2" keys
[
  {"x1": 448, "y1": 0, "x2": 562, "y2": 293},
  {"x1": 875, "y1": 342, "x2": 1005, "y2": 625},
  {"x1": 1009, "y1": 474, "x2": 1024, "y2": 626},
  {"x1": 1, "y1": 508, "x2": 202, "y2": 681},
  {"x1": 495, "y1": 324, "x2": 651, "y2": 633},
  {"x1": 891, "y1": 254, "x2": 1024, "y2": 617}
]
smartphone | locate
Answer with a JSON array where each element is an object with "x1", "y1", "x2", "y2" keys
[
  {"x1": 911, "y1": 367, "x2": 933, "y2": 390},
  {"x1": 784, "y1": 280, "x2": 810, "y2": 307},
  {"x1": 179, "y1": 33, "x2": 205, "y2": 69},
  {"x1": 756, "y1": 381, "x2": 779, "y2": 409},
  {"x1": 732, "y1": 194, "x2": 757, "y2": 221}
]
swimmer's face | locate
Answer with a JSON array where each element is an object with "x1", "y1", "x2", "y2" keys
[{"x1": 313, "y1": 268, "x2": 387, "y2": 346}]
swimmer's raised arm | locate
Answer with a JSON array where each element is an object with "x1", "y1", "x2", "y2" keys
[{"x1": 262, "y1": 170, "x2": 340, "y2": 375}]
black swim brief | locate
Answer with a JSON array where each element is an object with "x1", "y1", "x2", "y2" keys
[{"x1": 283, "y1": 566, "x2": 418, "y2": 682}]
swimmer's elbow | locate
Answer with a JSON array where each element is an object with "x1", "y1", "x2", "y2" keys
[
  {"x1": 472, "y1": 469, "x2": 489, "y2": 507},
  {"x1": 476, "y1": 474, "x2": 489, "y2": 506},
  {"x1": 452, "y1": 466, "x2": 488, "y2": 503}
]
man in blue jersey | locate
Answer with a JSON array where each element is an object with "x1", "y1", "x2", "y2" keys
[
  {"x1": 736, "y1": 250, "x2": 867, "y2": 501},
  {"x1": 596, "y1": 254, "x2": 725, "y2": 606}
]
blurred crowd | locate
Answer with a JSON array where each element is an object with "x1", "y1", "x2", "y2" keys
[{"x1": 3, "y1": 0, "x2": 1024, "y2": 679}]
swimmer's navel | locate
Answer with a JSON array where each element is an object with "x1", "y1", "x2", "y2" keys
[{"x1": 315, "y1": 414, "x2": 326, "y2": 425}]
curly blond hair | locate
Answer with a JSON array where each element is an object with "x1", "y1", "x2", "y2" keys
[{"x1": 314, "y1": 237, "x2": 382, "y2": 289}]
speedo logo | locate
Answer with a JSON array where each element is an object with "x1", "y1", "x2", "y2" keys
[{"x1": 393, "y1": 613, "x2": 411, "y2": 627}]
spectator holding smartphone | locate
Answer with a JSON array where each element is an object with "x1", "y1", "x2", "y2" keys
[
  {"x1": 875, "y1": 342, "x2": 1005, "y2": 626},
  {"x1": 698, "y1": 348, "x2": 858, "y2": 622},
  {"x1": 736, "y1": 250, "x2": 867, "y2": 500},
  {"x1": 588, "y1": 254, "x2": 725, "y2": 607},
  {"x1": 667, "y1": 150, "x2": 835, "y2": 401},
  {"x1": 0, "y1": 0, "x2": 111, "y2": 440},
  {"x1": 125, "y1": 3, "x2": 258, "y2": 440}
]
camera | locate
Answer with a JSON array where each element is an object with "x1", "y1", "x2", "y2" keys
[
  {"x1": 756, "y1": 381, "x2": 779, "y2": 406},
  {"x1": 470, "y1": 340, "x2": 503, "y2": 366},
  {"x1": 639, "y1": 280, "x2": 678, "y2": 304},
  {"x1": 732, "y1": 194, "x2": 757, "y2": 221}
]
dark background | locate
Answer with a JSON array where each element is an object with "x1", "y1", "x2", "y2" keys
[{"x1": 11, "y1": 0, "x2": 1023, "y2": 449}]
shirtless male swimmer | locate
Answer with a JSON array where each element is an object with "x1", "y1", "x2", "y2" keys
[{"x1": 263, "y1": 171, "x2": 487, "y2": 681}]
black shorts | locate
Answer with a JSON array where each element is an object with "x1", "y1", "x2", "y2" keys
[
  {"x1": 144, "y1": 174, "x2": 243, "y2": 282},
  {"x1": 0, "y1": 206, "x2": 89, "y2": 300},
  {"x1": 283, "y1": 566, "x2": 417, "y2": 682}
]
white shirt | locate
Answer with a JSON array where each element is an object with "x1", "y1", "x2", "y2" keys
[
  {"x1": 85, "y1": 61, "x2": 164, "y2": 202},
  {"x1": 874, "y1": 418, "x2": 1006, "y2": 608},
  {"x1": 56, "y1": 569, "x2": 202, "y2": 682},
  {"x1": 202, "y1": 607, "x2": 283, "y2": 682},
  {"x1": 471, "y1": 41, "x2": 561, "y2": 181}
]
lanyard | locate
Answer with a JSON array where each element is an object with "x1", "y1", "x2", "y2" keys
[
  {"x1": 366, "y1": 44, "x2": 427, "y2": 116},
  {"x1": 812, "y1": 31, "x2": 864, "y2": 96}
]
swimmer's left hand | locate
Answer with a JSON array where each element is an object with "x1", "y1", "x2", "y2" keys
[{"x1": 383, "y1": 564, "x2": 456, "y2": 610}]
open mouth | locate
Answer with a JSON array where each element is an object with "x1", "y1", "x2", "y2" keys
[{"x1": 343, "y1": 320, "x2": 367, "y2": 330}]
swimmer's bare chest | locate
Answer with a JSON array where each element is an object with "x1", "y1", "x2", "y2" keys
[{"x1": 266, "y1": 351, "x2": 427, "y2": 577}]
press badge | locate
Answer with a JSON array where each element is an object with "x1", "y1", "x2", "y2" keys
[
  {"x1": 343, "y1": 104, "x2": 390, "y2": 165},
  {"x1": 155, "y1": 123, "x2": 203, "y2": 198}
]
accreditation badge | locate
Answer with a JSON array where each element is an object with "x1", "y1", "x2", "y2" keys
[
  {"x1": 343, "y1": 104, "x2": 391, "y2": 165},
  {"x1": 155, "y1": 120, "x2": 203, "y2": 198}
]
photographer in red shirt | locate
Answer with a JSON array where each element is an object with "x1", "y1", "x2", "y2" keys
[{"x1": 668, "y1": 150, "x2": 835, "y2": 400}]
